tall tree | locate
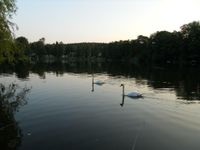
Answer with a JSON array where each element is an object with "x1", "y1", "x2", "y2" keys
[
  {"x1": 0, "y1": 0, "x2": 17, "y2": 63},
  {"x1": 15, "y1": 36, "x2": 29, "y2": 57},
  {"x1": 180, "y1": 21, "x2": 200, "y2": 63}
]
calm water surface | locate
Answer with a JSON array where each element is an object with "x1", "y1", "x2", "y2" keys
[{"x1": 0, "y1": 63, "x2": 200, "y2": 150}]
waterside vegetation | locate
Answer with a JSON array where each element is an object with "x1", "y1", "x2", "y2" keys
[
  {"x1": 0, "y1": 1, "x2": 200, "y2": 66},
  {"x1": 1, "y1": 21, "x2": 200, "y2": 66}
]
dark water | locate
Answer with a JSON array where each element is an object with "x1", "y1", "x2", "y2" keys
[{"x1": 0, "y1": 62, "x2": 200, "y2": 150}]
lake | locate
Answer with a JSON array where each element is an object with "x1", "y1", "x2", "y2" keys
[{"x1": 0, "y1": 62, "x2": 200, "y2": 150}]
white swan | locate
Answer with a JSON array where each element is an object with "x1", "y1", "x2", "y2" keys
[
  {"x1": 92, "y1": 74, "x2": 105, "y2": 86},
  {"x1": 94, "y1": 80, "x2": 105, "y2": 85},
  {"x1": 120, "y1": 84, "x2": 142, "y2": 98}
]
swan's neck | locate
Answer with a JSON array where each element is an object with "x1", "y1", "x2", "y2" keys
[
  {"x1": 92, "y1": 74, "x2": 94, "y2": 84},
  {"x1": 122, "y1": 85, "x2": 125, "y2": 95}
]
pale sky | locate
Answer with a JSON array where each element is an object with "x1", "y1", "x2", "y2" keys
[{"x1": 13, "y1": 0, "x2": 200, "y2": 43}]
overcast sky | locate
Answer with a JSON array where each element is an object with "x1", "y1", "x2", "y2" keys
[{"x1": 13, "y1": 0, "x2": 200, "y2": 43}]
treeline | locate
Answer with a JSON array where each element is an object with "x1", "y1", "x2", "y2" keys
[
  {"x1": 18, "y1": 21, "x2": 199, "y2": 66},
  {"x1": 1, "y1": 1, "x2": 200, "y2": 65},
  {"x1": 1, "y1": 20, "x2": 200, "y2": 65}
]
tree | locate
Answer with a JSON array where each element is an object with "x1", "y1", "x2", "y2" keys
[
  {"x1": 53, "y1": 41, "x2": 64, "y2": 57},
  {"x1": 0, "y1": 0, "x2": 17, "y2": 63},
  {"x1": 134, "y1": 35, "x2": 150, "y2": 63},
  {"x1": 180, "y1": 21, "x2": 200, "y2": 64},
  {"x1": 30, "y1": 38, "x2": 46, "y2": 58},
  {"x1": 15, "y1": 37, "x2": 29, "y2": 52},
  {"x1": 0, "y1": 0, "x2": 17, "y2": 36},
  {"x1": 149, "y1": 31, "x2": 180, "y2": 64},
  {"x1": 15, "y1": 37, "x2": 29, "y2": 62}
]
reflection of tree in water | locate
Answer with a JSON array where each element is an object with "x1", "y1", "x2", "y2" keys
[
  {"x1": 1, "y1": 62, "x2": 200, "y2": 101},
  {"x1": 144, "y1": 67, "x2": 200, "y2": 101},
  {"x1": 175, "y1": 79, "x2": 200, "y2": 101},
  {"x1": 0, "y1": 83, "x2": 31, "y2": 150}
]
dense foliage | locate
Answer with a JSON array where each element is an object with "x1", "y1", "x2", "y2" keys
[
  {"x1": 25, "y1": 21, "x2": 200, "y2": 66},
  {"x1": 0, "y1": 0, "x2": 199, "y2": 66},
  {"x1": 0, "y1": 0, "x2": 28, "y2": 64}
]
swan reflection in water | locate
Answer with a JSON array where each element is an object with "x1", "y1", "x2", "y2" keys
[
  {"x1": 120, "y1": 84, "x2": 143, "y2": 107},
  {"x1": 91, "y1": 74, "x2": 105, "y2": 92}
]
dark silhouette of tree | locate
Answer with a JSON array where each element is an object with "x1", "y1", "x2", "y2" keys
[
  {"x1": 149, "y1": 31, "x2": 181, "y2": 64},
  {"x1": 29, "y1": 38, "x2": 46, "y2": 58},
  {"x1": 1, "y1": 20, "x2": 200, "y2": 66},
  {"x1": 0, "y1": 83, "x2": 31, "y2": 150},
  {"x1": 180, "y1": 21, "x2": 200, "y2": 64},
  {"x1": 14, "y1": 37, "x2": 29, "y2": 62}
]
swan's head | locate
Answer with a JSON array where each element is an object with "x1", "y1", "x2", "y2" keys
[{"x1": 120, "y1": 84, "x2": 124, "y2": 87}]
